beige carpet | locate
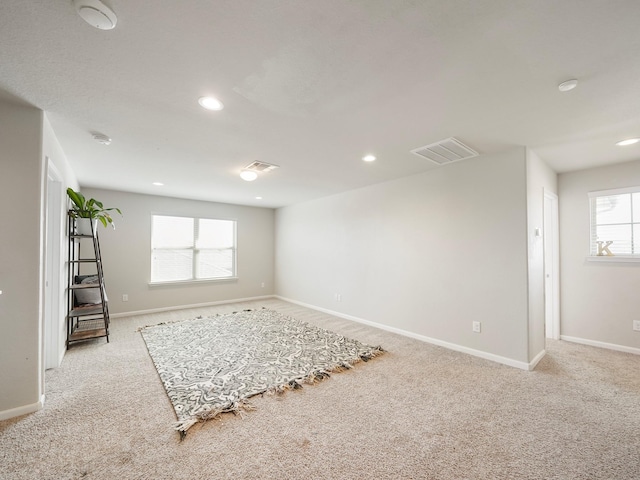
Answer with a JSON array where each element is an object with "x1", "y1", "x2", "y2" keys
[{"x1": 1, "y1": 298, "x2": 639, "y2": 479}]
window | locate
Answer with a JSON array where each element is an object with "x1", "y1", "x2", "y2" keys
[
  {"x1": 589, "y1": 187, "x2": 640, "y2": 256},
  {"x1": 151, "y1": 215, "x2": 236, "y2": 283}
]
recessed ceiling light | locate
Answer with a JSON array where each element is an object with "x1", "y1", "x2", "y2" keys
[
  {"x1": 198, "y1": 96, "x2": 224, "y2": 111},
  {"x1": 92, "y1": 133, "x2": 112, "y2": 145},
  {"x1": 255, "y1": 196, "x2": 263, "y2": 200},
  {"x1": 558, "y1": 79, "x2": 578, "y2": 92},
  {"x1": 152, "y1": 182, "x2": 164, "y2": 186},
  {"x1": 363, "y1": 154, "x2": 376, "y2": 162},
  {"x1": 240, "y1": 170, "x2": 258, "y2": 181},
  {"x1": 616, "y1": 138, "x2": 640, "y2": 146}
]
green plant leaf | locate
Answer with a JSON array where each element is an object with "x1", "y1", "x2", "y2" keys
[{"x1": 66, "y1": 188, "x2": 85, "y2": 209}]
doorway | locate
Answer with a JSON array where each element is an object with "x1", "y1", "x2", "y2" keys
[{"x1": 544, "y1": 190, "x2": 559, "y2": 340}]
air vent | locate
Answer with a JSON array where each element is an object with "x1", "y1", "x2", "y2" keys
[
  {"x1": 244, "y1": 161, "x2": 280, "y2": 173},
  {"x1": 410, "y1": 137, "x2": 479, "y2": 166}
]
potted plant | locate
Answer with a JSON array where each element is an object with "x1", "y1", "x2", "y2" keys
[{"x1": 67, "y1": 188, "x2": 122, "y2": 235}]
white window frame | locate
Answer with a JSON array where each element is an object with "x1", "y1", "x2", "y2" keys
[
  {"x1": 587, "y1": 186, "x2": 640, "y2": 263},
  {"x1": 149, "y1": 214, "x2": 238, "y2": 284}
]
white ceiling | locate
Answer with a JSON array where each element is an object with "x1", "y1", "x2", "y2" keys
[{"x1": 1, "y1": 0, "x2": 640, "y2": 208}]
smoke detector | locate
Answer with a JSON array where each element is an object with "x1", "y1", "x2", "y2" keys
[
  {"x1": 92, "y1": 133, "x2": 112, "y2": 145},
  {"x1": 73, "y1": 0, "x2": 118, "y2": 30},
  {"x1": 558, "y1": 79, "x2": 578, "y2": 92}
]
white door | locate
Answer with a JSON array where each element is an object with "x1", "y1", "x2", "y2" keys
[
  {"x1": 544, "y1": 191, "x2": 559, "y2": 340},
  {"x1": 44, "y1": 160, "x2": 63, "y2": 369}
]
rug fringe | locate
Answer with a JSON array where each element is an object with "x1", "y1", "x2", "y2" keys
[
  {"x1": 136, "y1": 316, "x2": 203, "y2": 332},
  {"x1": 175, "y1": 399, "x2": 257, "y2": 438},
  {"x1": 137, "y1": 307, "x2": 267, "y2": 332}
]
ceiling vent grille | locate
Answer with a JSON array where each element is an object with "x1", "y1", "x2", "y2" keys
[
  {"x1": 410, "y1": 137, "x2": 479, "y2": 166},
  {"x1": 244, "y1": 161, "x2": 279, "y2": 172}
]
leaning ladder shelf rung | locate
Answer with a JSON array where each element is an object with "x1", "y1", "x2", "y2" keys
[
  {"x1": 69, "y1": 284, "x2": 102, "y2": 290},
  {"x1": 66, "y1": 212, "x2": 110, "y2": 348},
  {"x1": 69, "y1": 305, "x2": 108, "y2": 317},
  {"x1": 68, "y1": 327, "x2": 108, "y2": 342}
]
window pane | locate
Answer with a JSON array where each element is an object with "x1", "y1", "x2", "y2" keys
[
  {"x1": 595, "y1": 224, "x2": 632, "y2": 254},
  {"x1": 633, "y1": 193, "x2": 640, "y2": 223},
  {"x1": 196, "y1": 249, "x2": 234, "y2": 279},
  {"x1": 595, "y1": 194, "x2": 631, "y2": 225},
  {"x1": 197, "y1": 219, "x2": 234, "y2": 248},
  {"x1": 151, "y1": 249, "x2": 193, "y2": 282},
  {"x1": 634, "y1": 224, "x2": 640, "y2": 254},
  {"x1": 152, "y1": 216, "x2": 194, "y2": 248}
]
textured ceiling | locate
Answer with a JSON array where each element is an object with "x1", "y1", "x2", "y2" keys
[{"x1": 1, "y1": 0, "x2": 640, "y2": 207}]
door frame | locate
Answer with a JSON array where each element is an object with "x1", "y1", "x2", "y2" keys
[{"x1": 543, "y1": 190, "x2": 560, "y2": 340}]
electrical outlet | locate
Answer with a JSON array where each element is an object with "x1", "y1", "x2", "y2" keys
[
  {"x1": 335, "y1": 293, "x2": 342, "y2": 302},
  {"x1": 261, "y1": 282, "x2": 265, "y2": 288},
  {"x1": 633, "y1": 320, "x2": 640, "y2": 332},
  {"x1": 122, "y1": 294, "x2": 128, "y2": 302},
  {"x1": 472, "y1": 321, "x2": 481, "y2": 333}
]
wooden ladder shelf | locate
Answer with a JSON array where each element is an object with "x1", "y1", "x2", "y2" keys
[{"x1": 66, "y1": 214, "x2": 110, "y2": 348}]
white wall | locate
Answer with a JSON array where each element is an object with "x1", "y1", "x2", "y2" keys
[
  {"x1": 526, "y1": 150, "x2": 558, "y2": 362},
  {"x1": 559, "y1": 160, "x2": 640, "y2": 352},
  {"x1": 0, "y1": 99, "x2": 44, "y2": 418},
  {"x1": 81, "y1": 188, "x2": 275, "y2": 314},
  {"x1": 43, "y1": 114, "x2": 78, "y2": 192},
  {"x1": 276, "y1": 148, "x2": 533, "y2": 366}
]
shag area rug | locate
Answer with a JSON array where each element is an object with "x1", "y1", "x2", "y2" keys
[{"x1": 140, "y1": 308, "x2": 384, "y2": 435}]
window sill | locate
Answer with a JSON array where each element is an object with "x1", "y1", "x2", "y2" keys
[
  {"x1": 149, "y1": 277, "x2": 238, "y2": 287},
  {"x1": 586, "y1": 256, "x2": 640, "y2": 263}
]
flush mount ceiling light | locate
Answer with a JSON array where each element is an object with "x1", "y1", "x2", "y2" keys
[
  {"x1": 255, "y1": 196, "x2": 263, "y2": 200},
  {"x1": 240, "y1": 170, "x2": 258, "y2": 181},
  {"x1": 616, "y1": 138, "x2": 640, "y2": 146},
  {"x1": 198, "y1": 96, "x2": 224, "y2": 111},
  {"x1": 92, "y1": 132, "x2": 112, "y2": 145},
  {"x1": 362, "y1": 154, "x2": 376, "y2": 162},
  {"x1": 558, "y1": 79, "x2": 578, "y2": 92},
  {"x1": 73, "y1": 0, "x2": 118, "y2": 30},
  {"x1": 152, "y1": 182, "x2": 164, "y2": 186}
]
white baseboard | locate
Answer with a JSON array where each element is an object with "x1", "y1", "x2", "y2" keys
[
  {"x1": 110, "y1": 295, "x2": 276, "y2": 319},
  {"x1": 529, "y1": 349, "x2": 547, "y2": 370},
  {"x1": 275, "y1": 296, "x2": 538, "y2": 371},
  {"x1": 0, "y1": 394, "x2": 44, "y2": 421},
  {"x1": 560, "y1": 335, "x2": 640, "y2": 356}
]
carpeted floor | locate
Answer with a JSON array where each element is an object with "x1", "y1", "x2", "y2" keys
[{"x1": 1, "y1": 298, "x2": 639, "y2": 479}]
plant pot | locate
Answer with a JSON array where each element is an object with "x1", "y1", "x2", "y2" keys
[{"x1": 76, "y1": 218, "x2": 97, "y2": 236}]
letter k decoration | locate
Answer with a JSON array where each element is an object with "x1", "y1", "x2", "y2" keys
[{"x1": 596, "y1": 241, "x2": 614, "y2": 256}]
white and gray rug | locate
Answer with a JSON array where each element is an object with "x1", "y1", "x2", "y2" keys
[{"x1": 140, "y1": 308, "x2": 384, "y2": 434}]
